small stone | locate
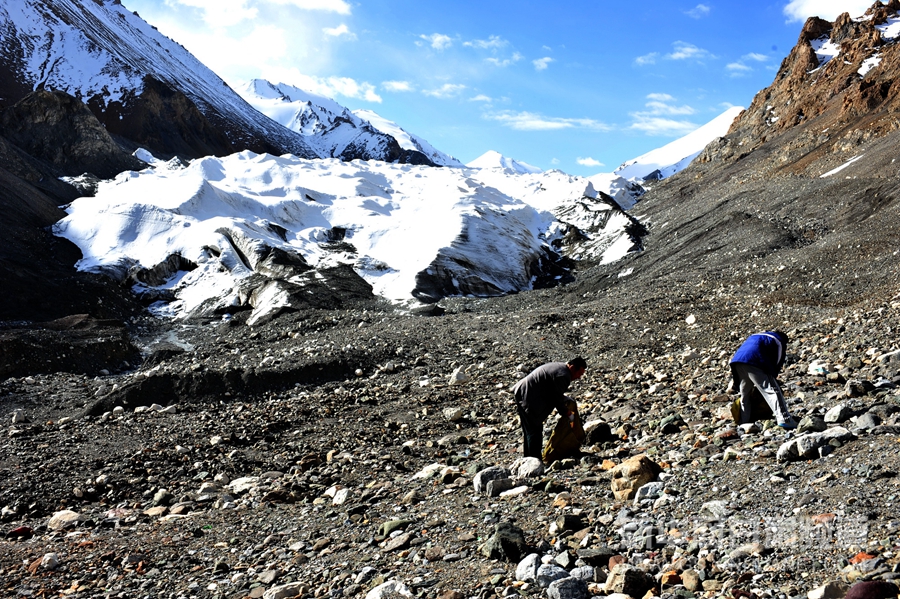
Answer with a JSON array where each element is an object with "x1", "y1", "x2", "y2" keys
[{"x1": 443, "y1": 407, "x2": 465, "y2": 421}]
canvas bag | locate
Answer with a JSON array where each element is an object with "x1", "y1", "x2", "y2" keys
[
  {"x1": 542, "y1": 398, "x2": 586, "y2": 463},
  {"x1": 730, "y1": 387, "x2": 774, "y2": 424}
]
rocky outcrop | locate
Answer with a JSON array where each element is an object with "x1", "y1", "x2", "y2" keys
[
  {"x1": 0, "y1": 90, "x2": 146, "y2": 179},
  {"x1": 700, "y1": 0, "x2": 900, "y2": 176}
]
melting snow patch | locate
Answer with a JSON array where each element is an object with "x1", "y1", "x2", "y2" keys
[
  {"x1": 858, "y1": 54, "x2": 881, "y2": 77},
  {"x1": 810, "y1": 37, "x2": 840, "y2": 71},
  {"x1": 877, "y1": 17, "x2": 900, "y2": 40},
  {"x1": 618, "y1": 268, "x2": 634, "y2": 278},
  {"x1": 820, "y1": 155, "x2": 865, "y2": 178}
]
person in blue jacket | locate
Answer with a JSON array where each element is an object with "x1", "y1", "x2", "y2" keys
[{"x1": 730, "y1": 331, "x2": 797, "y2": 429}]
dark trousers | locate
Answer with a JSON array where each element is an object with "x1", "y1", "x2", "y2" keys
[{"x1": 516, "y1": 404, "x2": 544, "y2": 459}]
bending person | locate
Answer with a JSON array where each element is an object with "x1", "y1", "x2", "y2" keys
[{"x1": 730, "y1": 331, "x2": 797, "y2": 429}]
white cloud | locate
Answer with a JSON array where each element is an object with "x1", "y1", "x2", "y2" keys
[
  {"x1": 486, "y1": 52, "x2": 522, "y2": 67},
  {"x1": 550, "y1": 158, "x2": 560, "y2": 165},
  {"x1": 423, "y1": 83, "x2": 467, "y2": 98},
  {"x1": 486, "y1": 111, "x2": 612, "y2": 132},
  {"x1": 634, "y1": 52, "x2": 659, "y2": 66},
  {"x1": 685, "y1": 4, "x2": 711, "y2": 18},
  {"x1": 264, "y1": 71, "x2": 382, "y2": 102},
  {"x1": 744, "y1": 52, "x2": 769, "y2": 62},
  {"x1": 383, "y1": 80, "x2": 413, "y2": 92},
  {"x1": 667, "y1": 41, "x2": 714, "y2": 61},
  {"x1": 629, "y1": 95, "x2": 699, "y2": 135},
  {"x1": 644, "y1": 101, "x2": 695, "y2": 115},
  {"x1": 727, "y1": 62, "x2": 753, "y2": 73},
  {"x1": 783, "y1": 0, "x2": 872, "y2": 22},
  {"x1": 463, "y1": 35, "x2": 508, "y2": 50},
  {"x1": 577, "y1": 157, "x2": 604, "y2": 167},
  {"x1": 269, "y1": 0, "x2": 352, "y2": 14},
  {"x1": 419, "y1": 33, "x2": 453, "y2": 50},
  {"x1": 469, "y1": 94, "x2": 493, "y2": 102},
  {"x1": 171, "y1": 0, "x2": 257, "y2": 27},
  {"x1": 323, "y1": 23, "x2": 354, "y2": 38},
  {"x1": 533, "y1": 57, "x2": 554, "y2": 71},
  {"x1": 629, "y1": 116, "x2": 698, "y2": 136}
]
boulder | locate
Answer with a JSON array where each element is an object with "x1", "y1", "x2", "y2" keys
[
  {"x1": 604, "y1": 563, "x2": 654, "y2": 597},
  {"x1": 548, "y1": 576, "x2": 590, "y2": 599},
  {"x1": 610, "y1": 455, "x2": 661, "y2": 500},
  {"x1": 473, "y1": 466, "x2": 510, "y2": 493},
  {"x1": 480, "y1": 521, "x2": 528, "y2": 562},
  {"x1": 510, "y1": 457, "x2": 544, "y2": 478}
]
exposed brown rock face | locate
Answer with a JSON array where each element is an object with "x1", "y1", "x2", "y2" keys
[
  {"x1": 0, "y1": 90, "x2": 145, "y2": 179},
  {"x1": 702, "y1": 0, "x2": 900, "y2": 176},
  {"x1": 92, "y1": 76, "x2": 240, "y2": 160}
]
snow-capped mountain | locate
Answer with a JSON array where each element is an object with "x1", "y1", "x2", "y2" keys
[
  {"x1": 0, "y1": 0, "x2": 314, "y2": 159},
  {"x1": 613, "y1": 106, "x2": 744, "y2": 181},
  {"x1": 467, "y1": 150, "x2": 543, "y2": 174},
  {"x1": 238, "y1": 80, "x2": 462, "y2": 166},
  {"x1": 54, "y1": 151, "x2": 643, "y2": 323},
  {"x1": 353, "y1": 109, "x2": 463, "y2": 167}
]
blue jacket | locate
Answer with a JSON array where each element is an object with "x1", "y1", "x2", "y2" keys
[{"x1": 730, "y1": 331, "x2": 788, "y2": 380}]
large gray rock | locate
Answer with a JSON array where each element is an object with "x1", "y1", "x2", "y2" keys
[
  {"x1": 777, "y1": 427, "x2": 856, "y2": 461},
  {"x1": 480, "y1": 521, "x2": 528, "y2": 562},
  {"x1": 486, "y1": 478, "x2": 515, "y2": 497},
  {"x1": 548, "y1": 576, "x2": 590, "y2": 599},
  {"x1": 536, "y1": 564, "x2": 570, "y2": 588},
  {"x1": 473, "y1": 466, "x2": 510, "y2": 493},
  {"x1": 510, "y1": 457, "x2": 544, "y2": 478},
  {"x1": 824, "y1": 404, "x2": 852, "y2": 423},
  {"x1": 515, "y1": 553, "x2": 541, "y2": 582}
]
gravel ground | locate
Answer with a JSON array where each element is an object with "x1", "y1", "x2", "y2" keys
[{"x1": 1, "y1": 277, "x2": 899, "y2": 599}]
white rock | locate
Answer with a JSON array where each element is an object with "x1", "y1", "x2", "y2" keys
[
  {"x1": 808, "y1": 580, "x2": 849, "y2": 599},
  {"x1": 227, "y1": 477, "x2": 261, "y2": 494},
  {"x1": 510, "y1": 457, "x2": 544, "y2": 478},
  {"x1": 500, "y1": 485, "x2": 530, "y2": 497},
  {"x1": 516, "y1": 553, "x2": 541, "y2": 582},
  {"x1": 112, "y1": 406, "x2": 124, "y2": 416},
  {"x1": 365, "y1": 581, "x2": 414, "y2": 599},
  {"x1": 448, "y1": 366, "x2": 470, "y2": 385},
  {"x1": 47, "y1": 510, "x2": 80, "y2": 531},
  {"x1": 443, "y1": 407, "x2": 465, "y2": 422},
  {"x1": 150, "y1": 404, "x2": 165, "y2": 412},
  {"x1": 11, "y1": 409, "x2": 27, "y2": 424},
  {"x1": 264, "y1": 582, "x2": 308, "y2": 599},
  {"x1": 210, "y1": 436, "x2": 224, "y2": 446},
  {"x1": 333, "y1": 488, "x2": 350, "y2": 505},
  {"x1": 160, "y1": 405, "x2": 177, "y2": 414},
  {"x1": 411, "y1": 463, "x2": 445, "y2": 480},
  {"x1": 134, "y1": 406, "x2": 150, "y2": 414},
  {"x1": 41, "y1": 553, "x2": 59, "y2": 570}
]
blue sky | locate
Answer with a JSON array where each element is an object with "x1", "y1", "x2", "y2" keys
[{"x1": 121, "y1": 0, "x2": 874, "y2": 176}]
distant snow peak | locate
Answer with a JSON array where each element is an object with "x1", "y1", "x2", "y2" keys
[
  {"x1": 466, "y1": 150, "x2": 542, "y2": 174},
  {"x1": 238, "y1": 79, "x2": 462, "y2": 166},
  {"x1": 613, "y1": 105, "x2": 744, "y2": 182}
]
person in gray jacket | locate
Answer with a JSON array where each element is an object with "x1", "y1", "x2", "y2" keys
[{"x1": 513, "y1": 357, "x2": 586, "y2": 459}]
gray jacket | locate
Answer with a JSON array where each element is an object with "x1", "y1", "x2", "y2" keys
[{"x1": 513, "y1": 362, "x2": 572, "y2": 422}]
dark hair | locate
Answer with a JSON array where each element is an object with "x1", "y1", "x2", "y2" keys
[{"x1": 568, "y1": 357, "x2": 587, "y2": 370}]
